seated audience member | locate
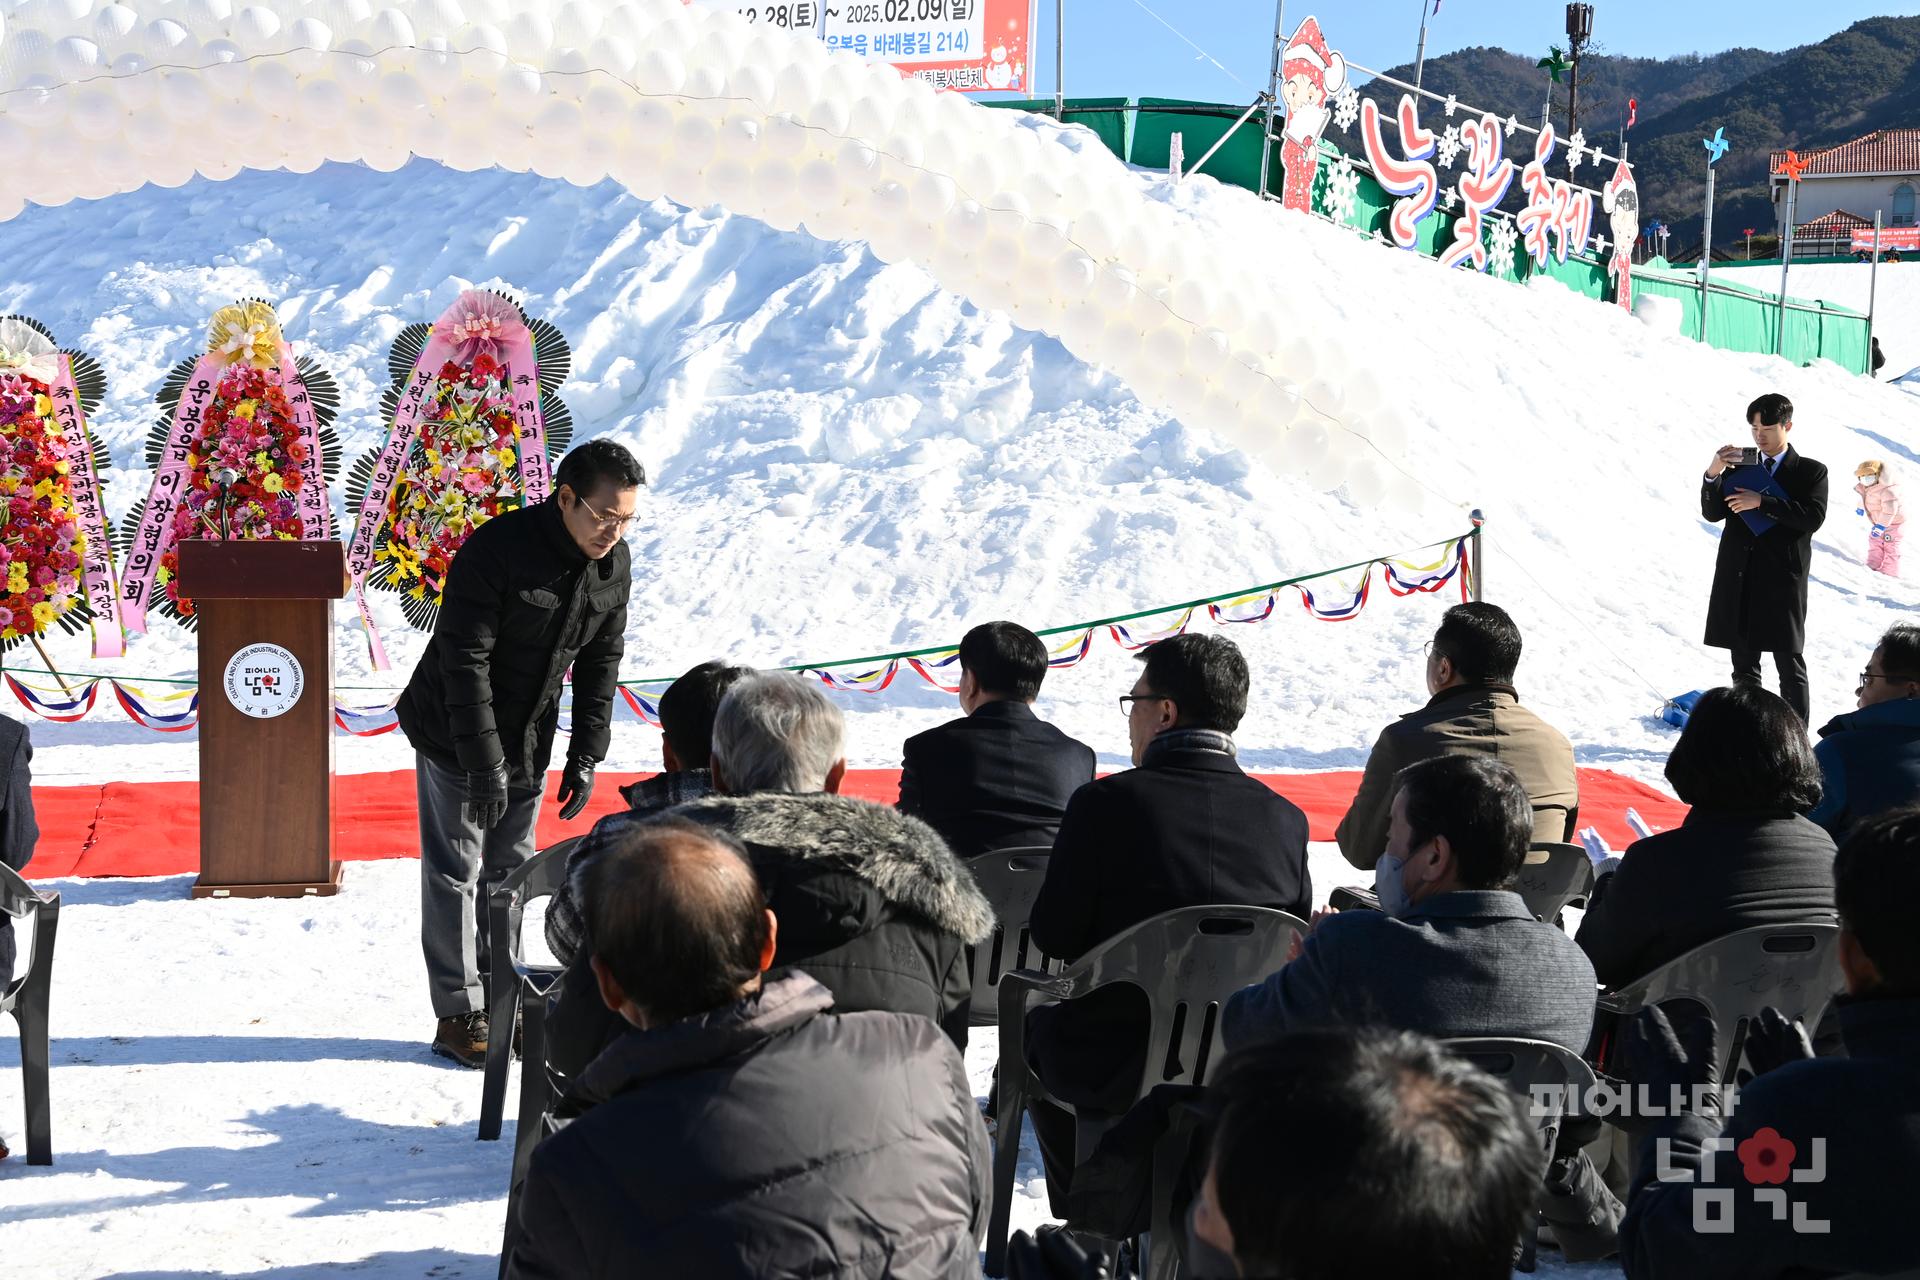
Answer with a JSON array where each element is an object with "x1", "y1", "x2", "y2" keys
[
  {"x1": 546, "y1": 660, "x2": 751, "y2": 965},
  {"x1": 1576, "y1": 684, "x2": 1836, "y2": 989},
  {"x1": 506, "y1": 821, "x2": 989, "y2": 1279},
  {"x1": 1336, "y1": 602, "x2": 1578, "y2": 870},
  {"x1": 546, "y1": 671, "x2": 992, "y2": 1080},
  {"x1": 0, "y1": 715, "x2": 37, "y2": 1164},
  {"x1": 1810, "y1": 622, "x2": 1920, "y2": 838},
  {"x1": 898, "y1": 621, "x2": 1096, "y2": 859},
  {"x1": 1022, "y1": 633, "x2": 1311, "y2": 1214},
  {"x1": 1192, "y1": 1031, "x2": 1543, "y2": 1280},
  {"x1": 1618, "y1": 807, "x2": 1920, "y2": 1280},
  {"x1": 1225, "y1": 755, "x2": 1615, "y2": 1258}
]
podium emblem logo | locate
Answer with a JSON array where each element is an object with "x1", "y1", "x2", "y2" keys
[{"x1": 222, "y1": 643, "x2": 306, "y2": 720}]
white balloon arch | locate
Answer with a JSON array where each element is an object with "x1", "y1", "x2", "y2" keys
[{"x1": 0, "y1": 0, "x2": 1415, "y2": 500}]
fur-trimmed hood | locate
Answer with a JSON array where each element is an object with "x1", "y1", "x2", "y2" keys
[{"x1": 665, "y1": 791, "x2": 996, "y2": 944}]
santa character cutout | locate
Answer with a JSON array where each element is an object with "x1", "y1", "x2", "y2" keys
[
  {"x1": 1279, "y1": 17, "x2": 1347, "y2": 213},
  {"x1": 1602, "y1": 159, "x2": 1640, "y2": 312}
]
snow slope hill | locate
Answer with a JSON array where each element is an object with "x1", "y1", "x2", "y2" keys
[{"x1": 2, "y1": 112, "x2": 1915, "y2": 791}]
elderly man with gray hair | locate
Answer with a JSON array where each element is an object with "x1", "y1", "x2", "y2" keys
[{"x1": 546, "y1": 670, "x2": 994, "y2": 1080}]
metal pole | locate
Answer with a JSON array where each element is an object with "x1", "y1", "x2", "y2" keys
[
  {"x1": 1257, "y1": 0, "x2": 1287, "y2": 202},
  {"x1": 1469, "y1": 509, "x2": 1485, "y2": 602},
  {"x1": 1186, "y1": 96, "x2": 1269, "y2": 182},
  {"x1": 1867, "y1": 210, "x2": 1882, "y2": 378},
  {"x1": 1699, "y1": 164, "x2": 1716, "y2": 346},
  {"x1": 1776, "y1": 177, "x2": 1797, "y2": 356},
  {"x1": 1413, "y1": 0, "x2": 1431, "y2": 94},
  {"x1": 1053, "y1": 0, "x2": 1064, "y2": 119}
]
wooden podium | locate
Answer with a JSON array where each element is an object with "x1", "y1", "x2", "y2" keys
[{"x1": 178, "y1": 539, "x2": 347, "y2": 899}]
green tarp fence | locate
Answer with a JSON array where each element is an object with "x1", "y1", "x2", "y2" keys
[{"x1": 987, "y1": 96, "x2": 1870, "y2": 374}]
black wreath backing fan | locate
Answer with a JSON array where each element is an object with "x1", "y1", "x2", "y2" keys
[
  {"x1": 119, "y1": 325, "x2": 344, "y2": 632},
  {"x1": 0, "y1": 316, "x2": 115, "y2": 653},
  {"x1": 347, "y1": 295, "x2": 574, "y2": 634}
]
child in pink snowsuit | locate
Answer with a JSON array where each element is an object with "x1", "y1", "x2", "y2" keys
[{"x1": 1855, "y1": 460, "x2": 1903, "y2": 577}]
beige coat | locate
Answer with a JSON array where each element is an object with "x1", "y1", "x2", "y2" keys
[{"x1": 1336, "y1": 683, "x2": 1579, "y2": 870}]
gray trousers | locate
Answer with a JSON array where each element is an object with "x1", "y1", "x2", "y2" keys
[{"x1": 417, "y1": 753, "x2": 543, "y2": 1019}]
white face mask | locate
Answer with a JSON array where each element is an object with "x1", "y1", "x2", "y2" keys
[
  {"x1": 1860, "y1": 474, "x2": 1880, "y2": 487},
  {"x1": 1374, "y1": 851, "x2": 1413, "y2": 918}
]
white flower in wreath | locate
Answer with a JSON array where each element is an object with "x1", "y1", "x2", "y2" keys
[
  {"x1": 1332, "y1": 86, "x2": 1361, "y2": 132},
  {"x1": 1325, "y1": 155, "x2": 1363, "y2": 224},
  {"x1": 1435, "y1": 125, "x2": 1463, "y2": 169},
  {"x1": 1489, "y1": 218, "x2": 1519, "y2": 276},
  {"x1": 1566, "y1": 128, "x2": 1588, "y2": 172}
]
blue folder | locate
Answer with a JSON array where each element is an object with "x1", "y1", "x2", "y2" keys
[{"x1": 1719, "y1": 462, "x2": 1788, "y2": 535}]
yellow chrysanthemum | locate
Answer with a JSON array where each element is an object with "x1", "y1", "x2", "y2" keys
[
  {"x1": 32, "y1": 393, "x2": 52, "y2": 417},
  {"x1": 261, "y1": 473, "x2": 285, "y2": 494},
  {"x1": 31, "y1": 602, "x2": 55, "y2": 626},
  {"x1": 233, "y1": 399, "x2": 259, "y2": 421}
]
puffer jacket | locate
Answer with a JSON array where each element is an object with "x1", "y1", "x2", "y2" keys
[
  {"x1": 544, "y1": 790, "x2": 994, "y2": 1081},
  {"x1": 397, "y1": 498, "x2": 629, "y2": 790},
  {"x1": 507, "y1": 973, "x2": 991, "y2": 1280}
]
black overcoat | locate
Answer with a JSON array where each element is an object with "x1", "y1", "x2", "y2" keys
[{"x1": 1701, "y1": 445, "x2": 1828, "y2": 653}]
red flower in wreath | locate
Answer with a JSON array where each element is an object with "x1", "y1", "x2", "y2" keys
[{"x1": 1737, "y1": 1127, "x2": 1796, "y2": 1186}]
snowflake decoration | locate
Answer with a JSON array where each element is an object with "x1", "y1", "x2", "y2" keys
[
  {"x1": 1593, "y1": 233, "x2": 1609, "y2": 256},
  {"x1": 1435, "y1": 125, "x2": 1463, "y2": 169},
  {"x1": 1566, "y1": 128, "x2": 1588, "y2": 172},
  {"x1": 1332, "y1": 86, "x2": 1361, "y2": 132},
  {"x1": 1490, "y1": 218, "x2": 1519, "y2": 276},
  {"x1": 1325, "y1": 155, "x2": 1363, "y2": 223},
  {"x1": 1504, "y1": 114, "x2": 1520, "y2": 138},
  {"x1": 1443, "y1": 93, "x2": 1458, "y2": 118},
  {"x1": 1442, "y1": 187, "x2": 1459, "y2": 211}
]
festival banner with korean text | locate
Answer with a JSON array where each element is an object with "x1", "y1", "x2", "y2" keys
[{"x1": 695, "y1": 0, "x2": 1037, "y2": 94}]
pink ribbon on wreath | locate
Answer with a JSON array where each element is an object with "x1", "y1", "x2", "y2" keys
[
  {"x1": 46, "y1": 355, "x2": 123, "y2": 657},
  {"x1": 275, "y1": 341, "x2": 332, "y2": 543},
  {"x1": 119, "y1": 352, "x2": 223, "y2": 636}
]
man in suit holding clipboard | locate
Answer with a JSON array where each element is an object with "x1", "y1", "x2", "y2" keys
[{"x1": 1702, "y1": 393, "x2": 1829, "y2": 724}]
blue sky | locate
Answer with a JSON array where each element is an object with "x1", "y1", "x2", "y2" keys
[{"x1": 994, "y1": 2, "x2": 1913, "y2": 104}]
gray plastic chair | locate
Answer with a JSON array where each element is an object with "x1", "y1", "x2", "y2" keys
[
  {"x1": 985, "y1": 904, "x2": 1306, "y2": 1277},
  {"x1": 0, "y1": 861, "x2": 58, "y2": 1165},
  {"x1": 1443, "y1": 1037, "x2": 1599, "y2": 1273},
  {"x1": 1516, "y1": 842, "x2": 1595, "y2": 925},
  {"x1": 477, "y1": 838, "x2": 576, "y2": 1143},
  {"x1": 1594, "y1": 922, "x2": 1843, "y2": 1084},
  {"x1": 964, "y1": 848, "x2": 1058, "y2": 1028}
]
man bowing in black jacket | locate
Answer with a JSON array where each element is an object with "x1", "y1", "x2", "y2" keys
[
  {"x1": 1702, "y1": 392, "x2": 1828, "y2": 725},
  {"x1": 398, "y1": 440, "x2": 644, "y2": 1067}
]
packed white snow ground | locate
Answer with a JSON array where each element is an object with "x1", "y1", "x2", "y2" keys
[{"x1": 2, "y1": 109, "x2": 1916, "y2": 1276}]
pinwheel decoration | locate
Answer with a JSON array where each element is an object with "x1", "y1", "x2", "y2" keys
[
  {"x1": 1775, "y1": 150, "x2": 1809, "y2": 182},
  {"x1": 1538, "y1": 47, "x2": 1570, "y2": 82},
  {"x1": 1703, "y1": 127, "x2": 1729, "y2": 166}
]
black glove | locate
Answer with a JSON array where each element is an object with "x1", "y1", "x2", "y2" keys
[
  {"x1": 1744, "y1": 1005, "x2": 1815, "y2": 1078},
  {"x1": 556, "y1": 757, "x2": 595, "y2": 821},
  {"x1": 465, "y1": 761, "x2": 510, "y2": 830},
  {"x1": 1006, "y1": 1226, "x2": 1110, "y2": 1280},
  {"x1": 1622, "y1": 1003, "x2": 1722, "y2": 1130}
]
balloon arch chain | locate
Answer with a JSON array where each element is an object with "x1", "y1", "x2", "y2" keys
[
  {"x1": 1, "y1": 529, "x2": 1473, "y2": 735},
  {"x1": 0, "y1": 40, "x2": 1448, "y2": 510}
]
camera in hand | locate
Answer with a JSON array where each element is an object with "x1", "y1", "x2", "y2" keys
[{"x1": 1737, "y1": 447, "x2": 1761, "y2": 467}]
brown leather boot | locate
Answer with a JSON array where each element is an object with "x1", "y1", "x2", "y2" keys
[{"x1": 432, "y1": 1012, "x2": 489, "y2": 1069}]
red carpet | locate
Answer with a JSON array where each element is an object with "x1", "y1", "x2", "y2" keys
[{"x1": 26, "y1": 767, "x2": 1685, "y2": 881}]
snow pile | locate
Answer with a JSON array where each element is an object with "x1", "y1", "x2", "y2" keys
[
  {"x1": 1717, "y1": 259, "x2": 1920, "y2": 375},
  {"x1": 1, "y1": 114, "x2": 1915, "y2": 1277}
]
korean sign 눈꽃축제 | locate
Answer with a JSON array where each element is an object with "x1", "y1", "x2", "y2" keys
[{"x1": 696, "y1": 0, "x2": 1037, "y2": 94}]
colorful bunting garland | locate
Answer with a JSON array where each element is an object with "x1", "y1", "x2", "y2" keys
[{"x1": 7, "y1": 532, "x2": 1474, "y2": 732}]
